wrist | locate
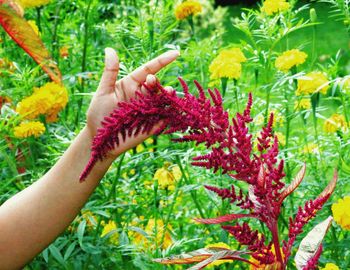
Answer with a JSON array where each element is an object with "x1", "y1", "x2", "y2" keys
[{"x1": 80, "y1": 126, "x2": 117, "y2": 164}]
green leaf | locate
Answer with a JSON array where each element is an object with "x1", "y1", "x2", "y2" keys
[
  {"x1": 77, "y1": 220, "x2": 86, "y2": 247},
  {"x1": 63, "y1": 242, "x2": 76, "y2": 261},
  {"x1": 49, "y1": 244, "x2": 66, "y2": 266}
]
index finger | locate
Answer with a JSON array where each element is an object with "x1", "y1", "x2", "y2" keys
[{"x1": 127, "y1": 50, "x2": 180, "y2": 84}]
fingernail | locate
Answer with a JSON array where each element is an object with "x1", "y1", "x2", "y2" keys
[
  {"x1": 105, "y1": 48, "x2": 115, "y2": 69},
  {"x1": 162, "y1": 50, "x2": 180, "y2": 60}
]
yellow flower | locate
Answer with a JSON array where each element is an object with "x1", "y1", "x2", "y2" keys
[
  {"x1": 332, "y1": 196, "x2": 350, "y2": 230},
  {"x1": 154, "y1": 162, "x2": 182, "y2": 189},
  {"x1": 132, "y1": 219, "x2": 173, "y2": 250},
  {"x1": 294, "y1": 98, "x2": 311, "y2": 111},
  {"x1": 275, "y1": 132, "x2": 286, "y2": 146},
  {"x1": 323, "y1": 114, "x2": 348, "y2": 133},
  {"x1": 205, "y1": 242, "x2": 232, "y2": 267},
  {"x1": 27, "y1": 20, "x2": 40, "y2": 36},
  {"x1": 18, "y1": 0, "x2": 50, "y2": 8},
  {"x1": 275, "y1": 49, "x2": 307, "y2": 72},
  {"x1": 321, "y1": 263, "x2": 340, "y2": 270},
  {"x1": 209, "y1": 48, "x2": 247, "y2": 80},
  {"x1": 16, "y1": 82, "x2": 68, "y2": 122},
  {"x1": 261, "y1": 0, "x2": 290, "y2": 15},
  {"x1": 14, "y1": 121, "x2": 45, "y2": 138},
  {"x1": 101, "y1": 220, "x2": 119, "y2": 245},
  {"x1": 296, "y1": 72, "x2": 329, "y2": 96},
  {"x1": 175, "y1": 0, "x2": 202, "y2": 20},
  {"x1": 302, "y1": 143, "x2": 319, "y2": 154},
  {"x1": 136, "y1": 143, "x2": 145, "y2": 153}
]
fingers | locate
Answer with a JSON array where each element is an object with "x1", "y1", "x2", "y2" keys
[
  {"x1": 126, "y1": 50, "x2": 180, "y2": 84},
  {"x1": 97, "y1": 48, "x2": 119, "y2": 94},
  {"x1": 140, "y1": 74, "x2": 158, "y2": 94}
]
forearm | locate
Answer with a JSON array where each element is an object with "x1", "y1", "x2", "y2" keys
[{"x1": 0, "y1": 127, "x2": 114, "y2": 269}]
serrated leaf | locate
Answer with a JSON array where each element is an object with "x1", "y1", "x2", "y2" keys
[
  {"x1": 0, "y1": 3, "x2": 62, "y2": 83},
  {"x1": 278, "y1": 164, "x2": 306, "y2": 205},
  {"x1": 295, "y1": 216, "x2": 333, "y2": 270},
  {"x1": 194, "y1": 213, "x2": 256, "y2": 224}
]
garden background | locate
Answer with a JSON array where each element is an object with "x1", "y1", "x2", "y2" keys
[{"x1": 1, "y1": 0, "x2": 350, "y2": 269}]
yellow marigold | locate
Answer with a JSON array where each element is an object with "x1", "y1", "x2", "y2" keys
[
  {"x1": 101, "y1": 220, "x2": 119, "y2": 245},
  {"x1": 175, "y1": 0, "x2": 202, "y2": 20},
  {"x1": 275, "y1": 49, "x2": 307, "y2": 72},
  {"x1": 27, "y1": 20, "x2": 40, "y2": 36},
  {"x1": 323, "y1": 114, "x2": 348, "y2": 133},
  {"x1": 302, "y1": 143, "x2": 319, "y2": 154},
  {"x1": 261, "y1": 0, "x2": 290, "y2": 15},
  {"x1": 205, "y1": 242, "x2": 232, "y2": 267},
  {"x1": 332, "y1": 196, "x2": 350, "y2": 230},
  {"x1": 154, "y1": 162, "x2": 182, "y2": 189},
  {"x1": 294, "y1": 98, "x2": 311, "y2": 110},
  {"x1": 18, "y1": 0, "x2": 50, "y2": 8},
  {"x1": 321, "y1": 263, "x2": 340, "y2": 270},
  {"x1": 133, "y1": 219, "x2": 173, "y2": 250},
  {"x1": 16, "y1": 82, "x2": 68, "y2": 122},
  {"x1": 209, "y1": 48, "x2": 247, "y2": 80},
  {"x1": 296, "y1": 71, "x2": 329, "y2": 96},
  {"x1": 14, "y1": 121, "x2": 45, "y2": 138}
]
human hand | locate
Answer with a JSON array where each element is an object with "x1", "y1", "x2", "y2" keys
[{"x1": 86, "y1": 48, "x2": 179, "y2": 158}]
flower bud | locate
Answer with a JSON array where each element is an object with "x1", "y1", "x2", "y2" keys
[{"x1": 310, "y1": 8, "x2": 317, "y2": 23}]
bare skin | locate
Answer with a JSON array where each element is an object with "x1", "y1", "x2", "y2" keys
[{"x1": 0, "y1": 48, "x2": 179, "y2": 270}]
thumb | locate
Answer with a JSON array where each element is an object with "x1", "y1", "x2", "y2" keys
[{"x1": 97, "y1": 47, "x2": 119, "y2": 94}]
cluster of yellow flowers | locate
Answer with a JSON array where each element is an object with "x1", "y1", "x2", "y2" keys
[
  {"x1": 16, "y1": 82, "x2": 68, "y2": 123},
  {"x1": 275, "y1": 49, "x2": 307, "y2": 72},
  {"x1": 101, "y1": 220, "x2": 119, "y2": 245},
  {"x1": 261, "y1": 0, "x2": 290, "y2": 15},
  {"x1": 153, "y1": 162, "x2": 182, "y2": 190},
  {"x1": 174, "y1": 0, "x2": 202, "y2": 20},
  {"x1": 18, "y1": 0, "x2": 51, "y2": 9},
  {"x1": 13, "y1": 121, "x2": 46, "y2": 138},
  {"x1": 332, "y1": 196, "x2": 350, "y2": 230},
  {"x1": 131, "y1": 218, "x2": 173, "y2": 250},
  {"x1": 294, "y1": 98, "x2": 311, "y2": 111},
  {"x1": 323, "y1": 114, "x2": 348, "y2": 133},
  {"x1": 320, "y1": 263, "x2": 340, "y2": 270},
  {"x1": 296, "y1": 71, "x2": 329, "y2": 96},
  {"x1": 209, "y1": 48, "x2": 247, "y2": 80}
]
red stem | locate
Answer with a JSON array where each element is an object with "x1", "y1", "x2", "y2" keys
[{"x1": 270, "y1": 221, "x2": 284, "y2": 269}]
